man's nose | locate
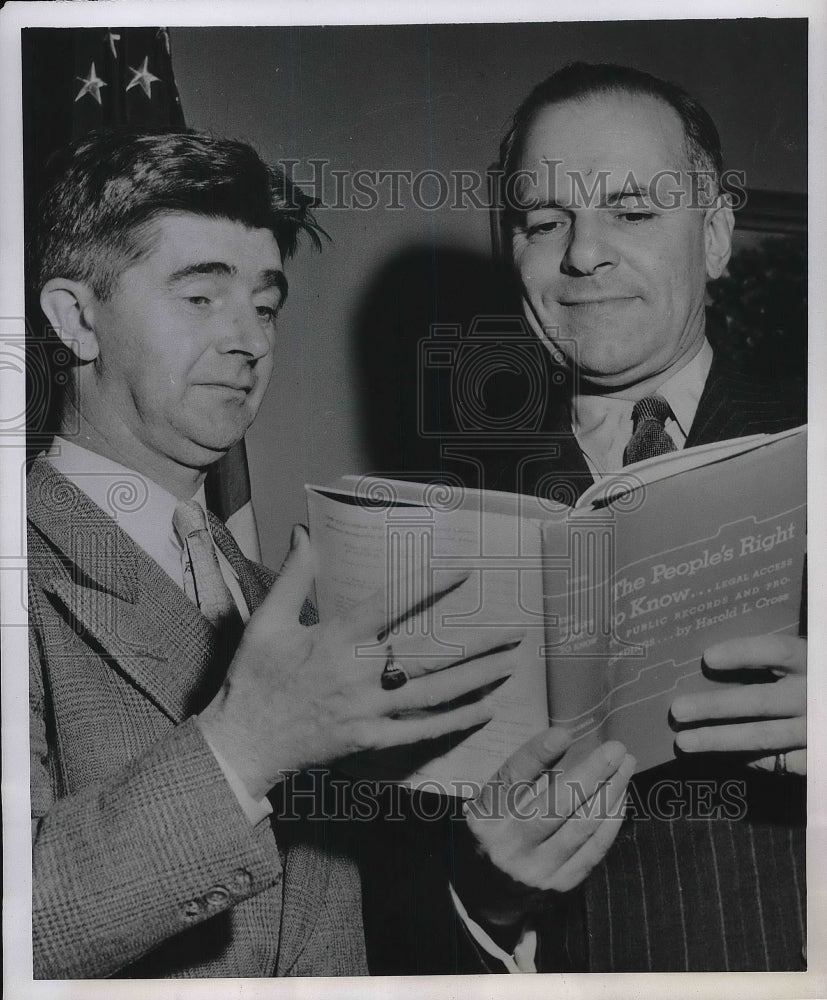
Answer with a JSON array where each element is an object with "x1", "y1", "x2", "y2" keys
[
  {"x1": 560, "y1": 215, "x2": 618, "y2": 276},
  {"x1": 221, "y1": 305, "x2": 271, "y2": 361}
]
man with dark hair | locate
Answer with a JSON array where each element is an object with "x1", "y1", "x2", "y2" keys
[
  {"x1": 28, "y1": 126, "x2": 634, "y2": 978},
  {"x1": 35, "y1": 129, "x2": 323, "y2": 299},
  {"x1": 500, "y1": 61, "x2": 725, "y2": 215},
  {"x1": 487, "y1": 62, "x2": 806, "y2": 971}
]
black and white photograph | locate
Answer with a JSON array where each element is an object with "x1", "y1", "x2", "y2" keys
[{"x1": 0, "y1": 1, "x2": 823, "y2": 997}]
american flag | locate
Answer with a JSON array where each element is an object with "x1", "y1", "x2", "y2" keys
[{"x1": 23, "y1": 27, "x2": 261, "y2": 560}]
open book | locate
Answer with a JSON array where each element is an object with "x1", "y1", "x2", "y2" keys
[{"x1": 306, "y1": 425, "x2": 806, "y2": 794}]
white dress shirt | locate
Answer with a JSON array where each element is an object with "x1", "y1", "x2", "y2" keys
[
  {"x1": 449, "y1": 884, "x2": 537, "y2": 973},
  {"x1": 571, "y1": 339, "x2": 713, "y2": 477}
]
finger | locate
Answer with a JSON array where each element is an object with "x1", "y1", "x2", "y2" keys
[
  {"x1": 390, "y1": 646, "x2": 519, "y2": 712},
  {"x1": 389, "y1": 628, "x2": 527, "y2": 680},
  {"x1": 341, "y1": 587, "x2": 399, "y2": 644},
  {"x1": 544, "y1": 741, "x2": 628, "y2": 824},
  {"x1": 342, "y1": 570, "x2": 471, "y2": 645},
  {"x1": 513, "y1": 753, "x2": 633, "y2": 885},
  {"x1": 675, "y1": 717, "x2": 806, "y2": 755},
  {"x1": 545, "y1": 754, "x2": 635, "y2": 888},
  {"x1": 263, "y1": 525, "x2": 316, "y2": 629},
  {"x1": 571, "y1": 751, "x2": 635, "y2": 819},
  {"x1": 343, "y1": 627, "x2": 524, "y2": 691},
  {"x1": 545, "y1": 808, "x2": 628, "y2": 893},
  {"x1": 703, "y1": 634, "x2": 807, "y2": 675},
  {"x1": 484, "y1": 728, "x2": 574, "y2": 794},
  {"x1": 748, "y1": 749, "x2": 807, "y2": 775},
  {"x1": 672, "y1": 675, "x2": 805, "y2": 723},
  {"x1": 520, "y1": 744, "x2": 630, "y2": 847},
  {"x1": 378, "y1": 571, "x2": 471, "y2": 641},
  {"x1": 373, "y1": 695, "x2": 497, "y2": 750}
]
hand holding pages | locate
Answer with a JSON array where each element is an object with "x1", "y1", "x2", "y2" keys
[{"x1": 306, "y1": 425, "x2": 806, "y2": 786}]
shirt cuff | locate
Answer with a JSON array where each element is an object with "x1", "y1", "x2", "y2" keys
[
  {"x1": 448, "y1": 883, "x2": 538, "y2": 973},
  {"x1": 199, "y1": 726, "x2": 273, "y2": 827}
]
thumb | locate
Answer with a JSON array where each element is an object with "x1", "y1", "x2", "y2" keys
[{"x1": 263, "y1": 524, "x2": 316, "y2": 629}]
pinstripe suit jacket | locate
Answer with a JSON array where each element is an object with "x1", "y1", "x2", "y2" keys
[
  {"x1": 485, "y1": 352, "x2": 807, "y2": 972},
  {"x1": 27, "y1": 457, "x2": 367, "y2": 979}
]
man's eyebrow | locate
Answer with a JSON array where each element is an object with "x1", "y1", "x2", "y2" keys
[
  {"x1": 521, "y1": 184, "x2": 661, "y2": 214},
  {"x1": 256, "y1": 269, "x2": 289, "y2": 303},
  {"x1": 166, "y1": 262, "x2": 236, "y2": 286},
  {"x1": 523, "y1": 198, "x2": 568, "y2": 213},
  {"x1": 602, "y1": 183, "x2": 657, "y2": 207},
  {"x1": 165, "y1": 262, "x2": 288, "y2": 301}
]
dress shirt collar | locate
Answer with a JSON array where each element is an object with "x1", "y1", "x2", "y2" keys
[
  {"x1": 653, "y1": 337, "x2": 714, "y2": 437},
  {"x1": 44, "y1": 435, "x2": 206, "y2": 588},
  {"x1": 570, "y1": 339, "x2": 714, "y2": 477}
]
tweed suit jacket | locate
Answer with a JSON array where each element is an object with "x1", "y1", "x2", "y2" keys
[
  {"x1": 483, "y1": 351, "x2": 807, "y2": 972},
  {"x1": 27, "y1": 457, "x2": 367, "y2": 979}
]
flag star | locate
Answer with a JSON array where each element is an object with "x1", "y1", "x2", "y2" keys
[
  {"x1": 104, "y1": 30, "x2": 121, "y2": 58},
  {"x1": 126, "y1": 56, "x2": 161, "y2": 99},
  {"x1": 75, "y1": 62, "x2": 108, "y2": 104}
]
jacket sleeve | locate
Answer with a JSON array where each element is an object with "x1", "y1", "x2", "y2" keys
[{"x1": 29, "y1": 626, "x2": 283, "y2": 979}]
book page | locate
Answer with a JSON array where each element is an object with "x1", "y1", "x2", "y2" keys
[{"x1": 306, "y1": 485, "x2": 549, "y2": 794}]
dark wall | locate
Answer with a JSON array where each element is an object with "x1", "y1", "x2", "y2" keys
[{"x1": 172, "y1": 20, "x2": 807, "y2": 567}]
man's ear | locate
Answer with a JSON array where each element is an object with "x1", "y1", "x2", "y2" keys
[
  {"x1": 39, "y1": 279, "x2": 101, "y2": 362},
  {"x1": 704, "y1": 195, "x2": 735, "y2": 280}
]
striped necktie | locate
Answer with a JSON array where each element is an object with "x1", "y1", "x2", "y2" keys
[{"x1": 623, "y1": 395, "x2": 678, "y2": 466}]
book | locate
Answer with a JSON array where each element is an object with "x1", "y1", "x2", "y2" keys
[{"x1": 305, "y1": 425, "x2": 806, "y2": 794}]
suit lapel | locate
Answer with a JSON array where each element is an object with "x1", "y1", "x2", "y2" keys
[
  {"x1": 28, "y1": 458, "x2": 227, "y2": 722},
  {"x1": 207, "y1": 511, "x2": 275, "y2": 610},
  {"x1": 686, "y1": 354, "x2": 806, "y2": 447},
  {"x1": 521, "y1": 352, "x2": 805, "y2": 495},
  {"x1": 209, "y1": 510, "x2": 334, "y2": 972}
]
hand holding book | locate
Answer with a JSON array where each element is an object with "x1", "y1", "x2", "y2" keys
[
  {"x1": 671, "y1": 633, "x2": 806, "y2": 775},
  {"x1": 306, "y1": 425, "x2": 806, "y2": 784},
  {"x1": 198, "y1": 526, "x2": 526, "y2": 800},
  {"x1": 453, "y1": 727, "x2": 636, "y2": 944}
]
